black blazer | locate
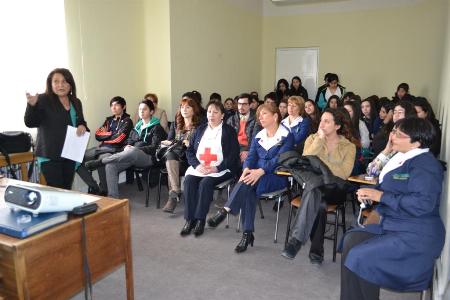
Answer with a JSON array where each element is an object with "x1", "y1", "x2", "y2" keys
[
  {"x1": 24, "y1": 94, "x2": 88, "y2": 160},
  {"x1": 186, "y1": 123, "x2": 240, "y2": 176}
]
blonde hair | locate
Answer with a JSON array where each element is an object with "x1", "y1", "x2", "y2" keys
[
  {"x1": 287, "y1": 96, "x2": 305, "y2": 115},
  {"x1": 256, "y1": 103, "x2": 282, "y2": 125}
]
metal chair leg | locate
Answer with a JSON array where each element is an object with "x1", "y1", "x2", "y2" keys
[
  {"x1": 420, "y1": 289, "x2": 426, "y2": 300},
  {"x1": 145, "y1": 169, "x2": 151, "y2": 207},
  {"x1": 258, "y1": 199, "x2": 264, "y2": 219},
  {"x1": 135, "y1": 171, "x2": 143, "y2": 191},
  {"x1": 225, "y1": 184, "x2": 230, "y2": 228},
  {"x1": 274, "y1": 196, "x2": 282, "y2": 243},
  {"x1": 237, "y1": 209, "x2": 242, "y2": 232},
  {"x1": 341, "y1": 205, "x2": 346, "y2": 233},
  {"x1": 333, "y1": 209, "x2": 339, "y2": 262},
  {"x1": 157, "y1": 171, "x2": 163, "y2": 209}
]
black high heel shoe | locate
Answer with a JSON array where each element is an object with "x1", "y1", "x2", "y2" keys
[
  {"x1": 235, "y1": 231, "x2": 254, "y2": 253},
  {"x1": 180, "y1": 220, "x2": 195, "y2": 236},
  {"x1": 207, "y1": 208, "x2": 228, "y2": 227},
  {"x1": 193, "y1": 219, "x2": 205, "y2": 237}
]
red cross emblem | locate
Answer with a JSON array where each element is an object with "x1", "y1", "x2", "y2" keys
[{"x1": 199, "y1": 147, "x2": 217, "y2": 167}]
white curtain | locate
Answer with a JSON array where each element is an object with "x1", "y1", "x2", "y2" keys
[{"x1": 0, "y1": 0, "x2": 68, "y2": 132}]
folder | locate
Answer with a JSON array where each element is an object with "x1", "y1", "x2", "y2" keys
[{"x1": 0, "y1": 208, "x2": 68, "y2": 239}]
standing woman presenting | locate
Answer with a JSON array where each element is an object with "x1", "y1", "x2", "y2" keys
[{"x1": 25, "y1": 68, "x2": 88, "y2": 189}]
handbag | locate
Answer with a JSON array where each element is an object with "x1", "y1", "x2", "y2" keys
[
  {"x1": 0, "y1": 131, "x2": 33, "y2": 179},
  {"x1": 156, "y1": 140, "x2": 186, "y2": 162}
]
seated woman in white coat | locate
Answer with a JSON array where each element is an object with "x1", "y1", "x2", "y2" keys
[{"x1": 180, "y1": 100, "x2": 240, "y2": 237}]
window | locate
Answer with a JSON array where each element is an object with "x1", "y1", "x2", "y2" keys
[{"x1": 0, "y1": 0, "x2": 68, "y2": 132}]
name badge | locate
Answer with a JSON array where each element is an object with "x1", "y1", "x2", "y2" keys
[{"x1": 393, "y1": 173, "x2": 409, "y2": 180}]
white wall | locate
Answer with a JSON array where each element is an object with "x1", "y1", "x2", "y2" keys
[
  {"x1": 170, "y1": 0, "x2": 262, "y2": 113},
  {"x1": 435, "y1": 1, "x2": 450, "y2": 298},
  {"x1": 260, "y1": 0, "x2": 447, "y2": 108}
]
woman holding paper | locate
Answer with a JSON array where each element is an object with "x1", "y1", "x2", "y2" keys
[{"x1": 25, "y1": 68, "x2": 88, "y2": 189}]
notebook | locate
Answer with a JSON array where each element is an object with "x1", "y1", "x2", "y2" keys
[{"x1": 0, "y1": 207, "x2": 68, "y2": 239}]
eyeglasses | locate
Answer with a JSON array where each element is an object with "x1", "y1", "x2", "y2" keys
[{"x1": 391, "y1": 128, "x2": 410, "y2": 139}]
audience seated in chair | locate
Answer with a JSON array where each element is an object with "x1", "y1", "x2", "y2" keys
[
  {"x1": 282, "y1": 108, "x2": 357, "y2": 264},
  {"x1": 85, "y1": 99, "x2": 167, "y2": 198},
  {"x1": 160, "y1": 96, "x2": 202, "y2": 213},
  {"x1": 180, "y1": 100, "x2": 240, "y2": 238},
  {"x1": 304, "y1": 99, "x2": 321, "y2": 134},
  {"x1": 280, "y1": 96, "x2": 310, "y2": 153},
  {"x1": 340, "y1": 117, "x2": 445, "y2": 300},
  {"x1": 77, "y1": 96, "x2": 132, "y2": 195},
  {"x1": 143, "y1": 93, "x2": 169, "y2": 133},
  {"x1": 315, "y1": 73, "x2": 345, "y2": 111},
  {"x1": 289, "y1": 76, "x2": 308, "y2": 100},
  {"x1": 367, "y1": 101, "x2": 416, "y2": 176},
  {"x1": 413, "y1": 96, "x2": 442, "y2": 157},
  {"x1": 226, "y1": 93, "x2": 260, "y2": 164},
  {"x1": 370, "y1": 100, "x2": 396, "y2": 157},
  {"x1": 207, "y1": 103, "x2": 294, "y2": 253}
]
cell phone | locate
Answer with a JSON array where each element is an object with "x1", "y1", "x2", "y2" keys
[{"x1": 72, "y1": 203, "x2": 98, "y2": 216}]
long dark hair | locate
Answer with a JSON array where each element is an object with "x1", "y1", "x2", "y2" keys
[
  {"x1": 343, "y1": 101, "x2": 361, "y2": 139},
  {"x1": 305, "y1": 99, "x2": 321, "y2": 133},
  {"x1": 379, "y1": 101, "x2": 396, "y2": 134},
  {"x1": 45, "y1": 68, "x2": 77, "y2": 99},
  {"x1": 412, "y1": 97, "x2": 437, "y2": 122},
  {"x1": 323, "y1": 108, "x2": 361, "y2": 148}
]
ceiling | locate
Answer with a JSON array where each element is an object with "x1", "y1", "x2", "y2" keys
[{"x1": 270, "y1": 0, "x2": 351, "y2": 5}]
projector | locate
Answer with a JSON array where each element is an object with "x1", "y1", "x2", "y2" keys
[{"x1": 4, "y1": 184, "x2": 88, "y2": 214}]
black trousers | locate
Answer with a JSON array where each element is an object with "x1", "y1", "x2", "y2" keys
[
  {"x1": 40, "y1": 159, "x2": 76, "y2": 190},
  {"x1": 183, "y1": 172, "x2": 233, "y2": 221},
  {"x1": 77, "y1": 146, "x2": 115, "y2": 192},
  {"x1": 309, "y1": 187, "x2": 347, "y2": 256},
  {"x1": 340, "y1": 231, "x2": 379, "y2": 300}
]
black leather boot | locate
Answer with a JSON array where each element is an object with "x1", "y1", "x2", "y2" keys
[
  {"x1": 235, "y1": 231, "x2": 254, "y2": 253},
  {"x1": 180, "y1": 220, "x2": 195, "y2": 236},
  {"x1": 281, "y1": 237, "x2": 302, "y2": 259},
  {"x1": 207, "y1": 208, "x2": 228, "y2": 227},
  {"x1": 193, "y1": 219, "x2": 206, "y2": 237}
]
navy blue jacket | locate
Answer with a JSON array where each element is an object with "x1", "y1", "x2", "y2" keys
[
  {"x1": 186, "y1": 123, "x2": 240, "y2": 176},
  {"x1": 344, "y1": 152, "x2": 445, "y2": 291},
  {"x1": 244, "y1": 125, "x2": 294, "y2": 196}
]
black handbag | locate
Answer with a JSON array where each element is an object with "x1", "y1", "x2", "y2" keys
[
  {"x1": 156, "y1": 140, "x2": 186, "y2": 162},
  {"x1": 0, "y1": 131, "x2": 33, "y2": 179}
]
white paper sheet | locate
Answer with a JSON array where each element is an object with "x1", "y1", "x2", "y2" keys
[{"x1": 61, "y1": 126, "x2": 90, "y2": 163}]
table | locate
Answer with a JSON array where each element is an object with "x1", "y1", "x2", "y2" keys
[
  {"x1": 0, "y1": 178, "x2": 134, "y2": 300},
  {"x1": 347, "y1": 174, "x2": 378, "y2": 185},
  {"x1": 0, "y1": 152, "x2": 46, "y2": 184}
]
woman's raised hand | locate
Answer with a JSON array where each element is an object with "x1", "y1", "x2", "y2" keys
[
  {"x1": 383, "y1": 131, "x2": 394, "y2": 155},
  {"x1": 317, "y1": 128, "x2": 325, "y2": 139},
  {"x1": 26, "y1": 92, "x2": 39, "y2": 106}
]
